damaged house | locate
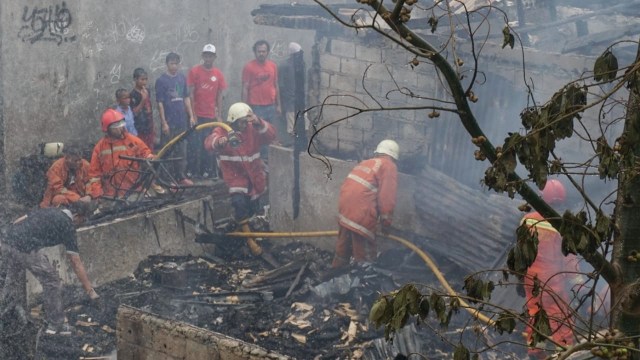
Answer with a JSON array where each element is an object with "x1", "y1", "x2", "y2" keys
[{"x1": 0, "y1": 0, "x2": 637, "y2": 359}]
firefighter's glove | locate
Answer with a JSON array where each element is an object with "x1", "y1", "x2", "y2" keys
[
  {"x1": 516, "y1": 283, "x2": 526, "y2": 298},
  {"x1": 217, "y1": 137, "x2": 228, "y2": 148}
]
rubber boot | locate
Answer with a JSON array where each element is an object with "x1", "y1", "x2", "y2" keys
[{"x1": 239, "y1": 220, "x2": 263, "y2": 256}]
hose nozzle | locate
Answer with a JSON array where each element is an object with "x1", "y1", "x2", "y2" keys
[{"x1": 228, "y1": 131, "x2": 241, "y2": 148}]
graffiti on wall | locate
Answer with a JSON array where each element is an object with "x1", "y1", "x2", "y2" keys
[{"x1": 18, "y1": 2, "x2": 76, "y2": 45}]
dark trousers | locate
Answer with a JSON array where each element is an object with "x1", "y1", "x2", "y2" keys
[
  {"x1": 161, "y1": 126, "x2": 188, "y2": 181},
  {"x1": 0, "y1": 244, "x2": 64, "y2": 325},
  {"x1": 230, "y1": 193, "x2": 260, "y2": 222},
  {"x1": 187, "y1": 117, "x2": 218, "y2": 177},
  {"x1": 250, "y1": 104, "x2": 279, "y2": 160}
]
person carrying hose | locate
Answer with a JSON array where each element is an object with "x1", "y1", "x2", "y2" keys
[
  {"x1": 204, "y1": 102, "x2": 276, "y2": 255},
  {"x1": 332, "y1": 140, "x2": 399, "y2": 268}
]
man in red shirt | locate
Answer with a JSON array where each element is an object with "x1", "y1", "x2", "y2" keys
[
  {"x1": 187, "y1": 44, "x2": 227, "y2": 179},
  {"x1": 242, "y1": 40, "x2": 280, "y2": 125}
]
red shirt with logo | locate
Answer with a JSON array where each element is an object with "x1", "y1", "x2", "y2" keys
[
  {"x1": 242, "y1": 59, "x2": 278, "y2": 106},
  {"x1": 187, "y1": 65, "x2": 227, "y2": 119}
]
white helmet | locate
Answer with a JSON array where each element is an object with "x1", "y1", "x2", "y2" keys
[
  {"x1": 375, "y1": 139, "x2": 399, "y2": 160},
  {"x1": 227, "y1": 102, "x2": 253, "y2": 124}
]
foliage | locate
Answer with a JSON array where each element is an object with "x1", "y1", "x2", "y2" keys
[{"x1": 369, "y1": 284, "x2": 461, "y2": 340}]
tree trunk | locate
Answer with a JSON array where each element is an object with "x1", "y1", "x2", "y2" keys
[{"x1": 613, "y1": 46, "x2": 640, "y2": 337}]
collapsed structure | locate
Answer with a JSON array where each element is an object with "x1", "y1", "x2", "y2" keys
[{"x1": 2, "y1": 1, "x2": 636, "y2": 358}]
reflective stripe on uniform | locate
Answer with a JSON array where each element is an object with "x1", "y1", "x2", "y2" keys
[
  {"x1": 228, "y1": 187, "x2": 249, "y2": 194},
  {"x1": 371, "y1": 158, "x2": 382, "y2": 172},
  {"x1": 100, "y1": 145, "x2": 128, "y2": 156},
  {"x1": 87, "y1": 178, "x2": 100, "y2": 184},
  {"x1": 219, "y1": 152, "x2": 261, "y2": 162},
  {"x1": 258, "y1": 120, "x2": 268, "y2": 134},
  {"x1": 338, "y1": 214, "x2": 375, "y2": 239},
  {"x1": 347, "y1": 173, "x2": 377, "y2": 193},
  {"x1": 522, "y1": 218, "x2": 558, "y2": 233}
]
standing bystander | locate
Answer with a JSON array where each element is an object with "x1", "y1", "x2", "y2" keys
[
  {"x1": 155, "y1": 52, "x2": 195, "y2": 186},
  {"x1": 130, "y1": 68, "x2": 155, "y2": 150},
  {"x1": 187, "y1": 44, "x2": 227, "y2": 179},
  {"x1": 115, "y1": 88, "x2": 137, "y2": 136},
  {"x1": 242, "y1": 40, "x2": 281, "y2": 125},
  {"x1": 278, "y1": 42, "x2": 309, "y2": 144}
]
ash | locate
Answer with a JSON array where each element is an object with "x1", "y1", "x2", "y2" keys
[{"x1": 4, "y1": 238, "x2": 523, "y2": 359}]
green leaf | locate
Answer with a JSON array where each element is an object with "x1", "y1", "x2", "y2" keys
[
  {"x1": 501, "y1": 27, "x2": 515, "y2": 49},
  {"x1": 594, "y1": 50, "x2": 618, "y2": 82},
  {"x1": 595, "y1": 210, "x2": 611, "y2": 241},
  {"x1": 454, "y1": 343, "x2": 471, "y2": 360},
  {"x1": 369, "y1": 296, "x2": 388, "y2": 327},
  {"x1": 418, "y1": 297, "x2": 430, "y2": 320},
  {"x1": 530, "y1": 307, "x2": 551, "y2": 346},
  {"x1": 596, "y1": 136, "x2": 619, "y2": 179},
  {"x1": 405, "y1": 285, "x2": 421, "y2": 315},
  {"x1": 428, "y1": 16, "x2": 438, "y2": 33},
  {"x1": 532, "y1": 275, "x2": 540, "y2": 297},
  {"x1": 495, "y1": 311, "x2": 517, "y2": 335},
  {"x1": 520, "y1": 107, "x2": 539, "y2": 130},
  {"x1": 430, "y1": 293, "x2": 447, "y2": 324}
]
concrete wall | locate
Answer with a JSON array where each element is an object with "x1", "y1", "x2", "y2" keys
[
  {"x1": 27, "y1": 196, "x2": 229, "y2": 299},
  {"x1": 0, "y1": 0, "x2": 316, "y2": 184},
  {"x1": 117, "y1": 305, "x2": 290, "y2": 360}
]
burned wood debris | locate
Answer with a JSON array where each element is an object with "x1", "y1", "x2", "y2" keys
[{"x1": 11, "y1": 237, "x2": 527, "y2": 359}]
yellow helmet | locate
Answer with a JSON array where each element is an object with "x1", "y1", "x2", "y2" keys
[
  {"x1": 375, "y1": 140, "x2": 399, "y2": 160},
  {"x1": 227, "y1": 102, "x2": 253, "y2": 124}
]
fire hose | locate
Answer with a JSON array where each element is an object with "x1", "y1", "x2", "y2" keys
[
  {"x1": 159, "y1": 122, "x2": 276, "y2": 264},
  {"x1": 156, "y1": 121, "x2": 239, "y2": 159},
  {"x1": 219, "y1": 230, "x2": 495, "y2": 326},
  {"x1": 158, "y1": 125, "x2": 494, "y2": 325}
]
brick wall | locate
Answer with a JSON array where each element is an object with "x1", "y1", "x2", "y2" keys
[{"x1": 309, "y1": 32, "x2": 596, "y2": 188}]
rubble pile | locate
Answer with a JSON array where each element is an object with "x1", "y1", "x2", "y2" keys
[{"x1": 4, "y1": 238, "x2": 524, "y2": 359}]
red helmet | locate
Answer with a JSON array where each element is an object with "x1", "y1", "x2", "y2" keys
[
  {"x1": 101, "y1": 108, "x2": 125, "y2": 132},
  {"x1": 541, "y1": 179, "x2": 566, "y2": 204}
]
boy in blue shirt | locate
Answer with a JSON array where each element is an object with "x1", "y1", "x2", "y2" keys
[
  {"x1": 115, "y1": 88, "x2": 137, "y2": 136},
  {"x1": 155, "y1": 52, "x2": 195, "y2": 186}
]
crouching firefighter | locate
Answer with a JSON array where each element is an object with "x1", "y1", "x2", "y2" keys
[
  {"x1": 332, "y1": 140, "x2": 399, "y2": 268},
  {"x1": 0, "y1": 208, "x2": 100, "y2": 335},
  {"x1": 205, "y1": 102, "x2": 277, "y2": 256}
]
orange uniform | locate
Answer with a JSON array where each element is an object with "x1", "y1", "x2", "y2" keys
[
  {"x1": 332, "y1": 156, "x2": 397, "y2": 267},
  {"x1": 87, "y1": 133, "x2": 152, "y2": 199},
  {"x1": 522, "y1": 211, "x2": 578, "y2": 357},
  {"x1": 40, "y1": 157, "x2": 91, "y2": 208}
]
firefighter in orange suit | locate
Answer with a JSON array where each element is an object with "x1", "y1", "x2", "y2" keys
[
  {"x1": 331, "y1": 140, "x2": 399, "y2": 268},
  {"x1": 87, "y1": 109, "x2": 153, "y2": 199},
  {"x1": 40, "y1": 145, "x2": 92, "y2": 208},
  {"x1": 522, "y1": 179, "x2": 579, "y2": 359}
]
